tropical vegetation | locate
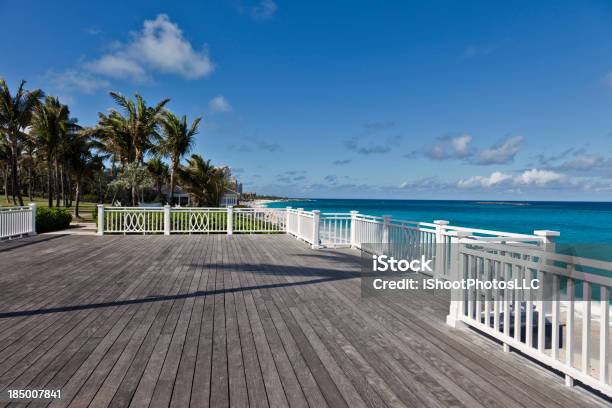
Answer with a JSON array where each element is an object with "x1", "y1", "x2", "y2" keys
[{"x1": 0, "y1": 77, "x2": 231, "y2": 218}]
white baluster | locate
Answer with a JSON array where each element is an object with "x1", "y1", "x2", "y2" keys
[{"x1": 97, "y1": 205, "x2": 104, "y2": 235}]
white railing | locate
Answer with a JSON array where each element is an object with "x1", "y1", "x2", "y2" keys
[
  {"x1": 348, "y1": 212, "x2": 545, "y2": 279},
  {"x1": 285, "y1": 207, "x2": 319, "y2": 246},
  {"x1": 0, "y1": 204, "x2": 36, "y2": 239},
  {"x1": 98, "y1": 206, "x2": 287, "y2": 235},
  {"x1": 448, "y1": 240, "x2": 612, "y2": 396},
  {"x1": 103, "y1": 207, "x2": 165, "y2": 234},
  {"x1": 172, "y1": 208, "x2": 227, "y2": 233},
  {"x1": 233, "y1": 208, "x2": 286, "y2": 233},
  {"x1": 320, "y1": 213, "x2": 352, "y2": 247}
]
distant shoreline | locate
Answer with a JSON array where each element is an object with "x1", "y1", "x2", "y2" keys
[
  {"x1": 476, "y1": 201, "x2": 530, "y2": 206},
  {"x1": 243, "y1": 198, "x2": 302, "y2": 208}
]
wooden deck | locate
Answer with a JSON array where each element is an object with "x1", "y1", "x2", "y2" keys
[{"x1": 0, "y1": 234, "x2": 608, "y2": 408}]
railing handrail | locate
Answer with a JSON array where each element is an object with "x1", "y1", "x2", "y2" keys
[
  {"x1": 446, "y1": 224, "x2": 543, "y2": 240},
  {"x1": 0, "y1": 206, "x2": 31, "y2": 211},
  {"x1": 105, "y1": 207, "x2": 165, "y2": 210}
]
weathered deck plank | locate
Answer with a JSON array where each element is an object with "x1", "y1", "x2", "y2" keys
[{"x1": 0, "y1": 234, "x2": 608, "y2": 408}]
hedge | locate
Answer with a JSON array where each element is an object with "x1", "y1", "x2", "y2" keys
[{"x1": 36, "y1": 207, "x2": 72, "y2": 233}]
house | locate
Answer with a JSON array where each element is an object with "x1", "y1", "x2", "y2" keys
[
  {"x1": 160, "y1": 185, "x2": 191, "y2": 207},
  {"x1": 220, "y1": 187, "x2": 239, "y2": 207},
  {"x1": 220, "y1": 168, "x2": 243, "y2": 207}
]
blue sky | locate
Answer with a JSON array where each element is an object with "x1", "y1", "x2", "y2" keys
[{"x1": 2, "y1": 1, "x2": 612, "y2": 200}]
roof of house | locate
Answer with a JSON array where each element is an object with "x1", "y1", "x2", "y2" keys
[{"x1": 160, "y1": 185, "x2": 189, "y2": 195}]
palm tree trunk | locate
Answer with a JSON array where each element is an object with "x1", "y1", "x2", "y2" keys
[
  {"x1": 169, "y1": 168, "x2": 175, "y2": 205},
  {"x1": 4, "y1": 164, "x2": 9, "y2": 203},
  {"x1": 54, "y1": 159, "x2": 60, "y2": 207},
  {"x1": 47, "y1": 159, "x2": 53, "y2": 207},
  {"x1": 60, "y1": 165, "x2": 66, "y2": 207},
  {"x1": 97, "y1": 175, "x2": 103, "y2": 203},
  {"x1": 10, "y1": 139, "x2": 24, "y2": 206},
  {"x1": 28, "y1": 166, "x2": 33, "y2": 202},
  {"x1": 65, "y1": 168, "x2": 71, "y2": 207},
  {"x1": 75, "y1": 180, "x2": 80, "y2": 218}
]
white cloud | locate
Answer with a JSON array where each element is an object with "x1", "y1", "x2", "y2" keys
[
  {"x1": 516, "y1": 169, "x2": 565, "y2": 185},
  {"x1": 458, "y1": 171, "x2": 513, "y2": 188},
  {"x1": 475, "y1": 135, "x2": 523, "y2": 165},
  {"x1": 425, "y1": 134, "x2": 473, "y2": 160},
  {"x1": 250, "y1": 0, "x2": 278, "y2": 20},
  {"x1": 451, "y1": 134, "x2": 472, "y2": 156},
  {"x1": 85, "y1": 14, "x2": 214, "y2": 81},
  {"x1": 209, "y1": 95, "x2": 232, "y2": 112},
  {"x1": 45, "y1": 69, "x2": 110, "y2": 94},
  {"x1": 458, "y1": 168, "x2": 566, "y2": 189},
  {"x1": 87, "y1": 55, "x2": 146, "y2": 79},
  {"x1": 399, "y1": 177, "x2": 447, "y2": 190},
  {"x1": 463, "y1": 44, "x2": 497, "y2": 58},
  {"x1": 345, "y1": 134, "x2": 402, "y2": 155},
  {"x1": 559, "y1": 152, "x2": 606, "y2": 170}
]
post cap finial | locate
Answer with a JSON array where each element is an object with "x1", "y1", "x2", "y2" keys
[
  {"x1": 434, "y1": 220, "x2": 449, "y2": 225},
  {"x1": 350, "y1": 210, "x2": 359, "y2": 214},
  {"x1": 533, "y1": 230, "x2": 560, "y2": 237}
]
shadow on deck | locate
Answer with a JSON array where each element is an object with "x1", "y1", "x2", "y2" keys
[{"x1": 0, "y1": 234, "x2": 608, "y2": 408}]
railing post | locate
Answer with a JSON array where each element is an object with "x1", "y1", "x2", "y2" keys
[
  {"x1": 286, "y1": 207, "x2": 292, "y2": 234},
  {"x1": 311, "y1": 210, "x2": 321, "y2": 249},
  {"x1": 383, "y1": 215, "x2": 391, "y2": 243},
  {"x1": 227, "y1": 206, "x2": 233, "y2": 235},
  {"x1": 29, "y1": 203, "x2": 37, "y2": 235},
  {"x1": 383, "y1": 215, "x2": 391, "y2": 254},
  {"x1": 534, "y1": 230, "x2": 560, "y2": 317},
  {"x1": 297, "y1": 208, "x2": 304, "y2": 240},
  {"x1": 434, "y1": 220, "x2": 449, "y2": 279},
  {"x1": 350, "y1": 210, "x2": 359, "y2": 248},
  {"x1": 446, "y1": 230, "x2": 471, "y2": 328},
  {"x1": 97, "y1": 205, "x2": 104, "y2": 236},
  {"x1": 164, "y1": 205, "x2": 171, "y2": 236}
]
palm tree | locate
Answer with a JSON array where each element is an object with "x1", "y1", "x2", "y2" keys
[
  {"x1": 0, "y1": 79, "x2": 43, "y2": 205},
  {"x1": 86, "y1": 110, "x2": 134, "y2": 166},
  {"x1": 30, "y1": 96, "x2": 69, "y2": 207},
  {"x1": 90, "y1": 92, "x2": 169, "y2": 204},
  {"x1": 158, "y1": 112, "x2": 201, "y2": 204},
  {"x1": 147, "y1": 156, "x2": 169, "y2": 201},
  {"x1": 178, "y1": 154, "x2": 228, "y2": 207},
  {"x1": 99, "y1": 92, "x2": 170, "y2": 164}
]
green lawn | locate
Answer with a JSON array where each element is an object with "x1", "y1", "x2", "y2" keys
[{"x1": 0, "y1": 196, "x2": 97, "y2": 222}]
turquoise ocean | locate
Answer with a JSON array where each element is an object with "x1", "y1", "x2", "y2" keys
[{"x1": 266, "y1": 199, "x2": 612, "y2": 243}]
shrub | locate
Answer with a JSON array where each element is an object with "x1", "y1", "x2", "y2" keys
[{"x1": 36, "y1": 207, "x2": 72, "y2": 233}]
